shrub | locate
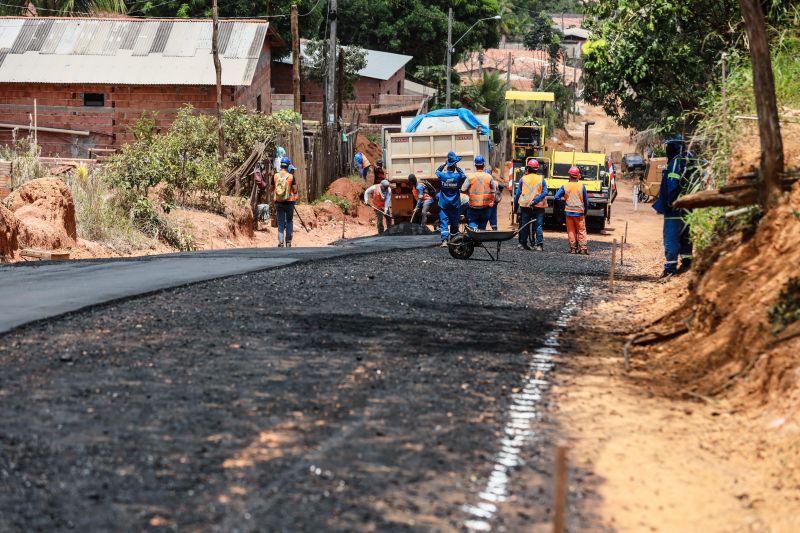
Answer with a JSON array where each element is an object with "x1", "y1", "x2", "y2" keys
[
  {"x1": 768, "y1": 277, "x2": 800, "y2": 334},
  {"x1": 313, "y1": 193, "x2": 350, "y2": 214}
]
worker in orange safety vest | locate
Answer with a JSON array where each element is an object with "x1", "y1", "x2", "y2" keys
[
  {"x1": 460, "y1": 155, "x2": 496, "y2": 230},
  {"x1": 554, "y1": 166, "x2": 589, "y2": 254}
]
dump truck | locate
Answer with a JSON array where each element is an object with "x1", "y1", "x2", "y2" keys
[
  {"x1": 541, "y1": 150, "x2": 612, "y2": 232},
  {"x1": 384, "y1": 127, "x2": 491, "y2": 223}
]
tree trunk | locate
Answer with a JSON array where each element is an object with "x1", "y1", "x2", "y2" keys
[
  {"x1": 291, "y1": 5, "x2": 302, "y2": 114},
  {"x1": 212, "y1": 0, "x2": 226, "y2": 188},
  {"x1": 739, "y1": 0, "x2": 784, "y2": 209}
]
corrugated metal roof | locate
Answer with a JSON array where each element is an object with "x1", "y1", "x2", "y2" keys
[
  {"x1": 0, "y1": 17, "x2": 272, "y2": 86},
  {"x1": 278, "y1": 41, "x2": 412, "y2": 81}
]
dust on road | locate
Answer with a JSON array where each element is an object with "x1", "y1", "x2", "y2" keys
[{"x1": 0, "y1": 239, "x2": 611, "y2": 532}]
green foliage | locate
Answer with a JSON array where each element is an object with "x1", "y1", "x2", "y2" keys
[
  {"x1": 524, "y1": 11, "x2": 563, "y2": 67},
  {"x1": 313, "y1": 193, "x2": 350, "y2": 214},
  {"x1": 302, "y1": 40, "x2": 367, "y2": 103},
  {"x1": 582, "y1": 0, "x2": 792, "y2": 133},
  {"x1": 0, "y1": 0, "x2": 125, "y2": 16},
  {"x1": 768, "y1": 277, "x2": 800, "y2": 334},
  {"x1": 455, "y1": 72, "x2": 508, "y2": 126},
  {"x1": 129, "y1": 196, "x2": 196, "y2": 251}
]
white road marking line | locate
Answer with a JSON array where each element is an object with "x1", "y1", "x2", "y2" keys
[{"x1": 462, "y1": 283, "x2": 590, "y2": 532}]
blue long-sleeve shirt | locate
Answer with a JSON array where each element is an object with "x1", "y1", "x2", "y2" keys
[
  {"x1": 415, "y1": 183, "x2": 433, "y2": 208},
  {"x1": 514, "y1": 173, "x2": 548, "y2": 207},
  {"x1": 653, "y1": 156, "x2": 688, "y2": 218},
  {"x1": 435, "y1": 164, "x2": 466, "y2": 209},
  {"x1": 554, "y1": 183, "x2": 589, "y2": 216}
]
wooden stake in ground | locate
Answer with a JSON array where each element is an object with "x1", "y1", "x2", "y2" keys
[
  {"x1": 291, "y1": 5, "x2": 302, "y2": 114},
  {"x1": 342, "y1": 208, "x2": 346, "y2": 239},
  {"x1": 553, "y1": 443, "x2": 568, "y2": 533},
  {"x1": 739, "y1": 0, "x2": 784, "y2": 209},
  {"x1": 211, "y1": 0, "x2": 225, "y2": 174},
  {"x1": 609, "y1": 238, "x2": 617, "y2": 293},
  {"x1": 621, "y1": 221, "x2": 628, "y2": 266}
]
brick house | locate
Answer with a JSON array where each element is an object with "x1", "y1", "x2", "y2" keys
[
  {"x1": 0, "y1": 17, "x2": 284, "y2": 157},
  {"x1": 271, "y1": 42, "x2": 413, "y2": 122}
]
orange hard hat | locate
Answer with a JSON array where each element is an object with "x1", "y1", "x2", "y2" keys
[
  {"x1": 568, "y1": 166, "x2": 581, "y2": 177},
  {"x1": 527, "y1": 159, "x2": 540, "y2": 169}
]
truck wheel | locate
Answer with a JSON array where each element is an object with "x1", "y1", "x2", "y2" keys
[
  {"x1": 587, "y1": 216, "x2": 606, "y2": 233},
  {"x1": 447, "y1": 234, "x2": 474, "y2": 259}
]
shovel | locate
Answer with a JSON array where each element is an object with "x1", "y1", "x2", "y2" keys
[{"x1": 293, "y1": 205, "x2": 311, "y2": 233}]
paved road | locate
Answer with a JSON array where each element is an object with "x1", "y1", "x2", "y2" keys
[
  {"x1": 0, "y1": 236, "x2": 438, "y2": 334},
  {"x1": 0, "y1": 236, "x2": 611, "y2": 532}
]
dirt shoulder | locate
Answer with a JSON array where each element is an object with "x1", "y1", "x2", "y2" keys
[{"x1": 551, "y1": 180, "x2": 800, "y2": 532}]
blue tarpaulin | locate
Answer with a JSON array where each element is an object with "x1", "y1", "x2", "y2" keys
[{"x1": 404, "y1": 108, "x2": 490, "y2": 134}]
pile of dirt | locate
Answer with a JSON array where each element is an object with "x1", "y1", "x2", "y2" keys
[
  {"x1": 355, "y1": 133, "x2": 382, "y2": 165},
  {"x1": 221, "y1": 196, "x2": 254, "y2": 239},
  {"x1": 324, "y1": 177, "x2": 373, "y2": 223},
  {"x1": 640, "y1": 181, "x2": 800, "y2": 407},
  {"x1": 6, "y1": 177, "x2": 77, "y2": 250},
  {"x1": 0, "y1": 204, "x2": 20, "y2": 260},
  {"x1": 544, "y1": 128, "x2": 574, "y2": 151}
]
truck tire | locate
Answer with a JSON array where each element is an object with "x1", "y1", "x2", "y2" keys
[{"x1": 587, "y1": 216, "x2": 606, "y2": 233}]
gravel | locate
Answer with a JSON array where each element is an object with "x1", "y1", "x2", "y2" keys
[{"x1": 0, "y1": 238, "x2": 611, "y2": 532}]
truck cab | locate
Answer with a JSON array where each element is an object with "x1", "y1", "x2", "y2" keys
[{"x1": 543, "y1": 151, "x2": 611, "y2": 232}]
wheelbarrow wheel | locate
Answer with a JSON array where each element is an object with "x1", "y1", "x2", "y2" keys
[{"x1": 448, "y1": 234, "x2": 475, "y2": 260}]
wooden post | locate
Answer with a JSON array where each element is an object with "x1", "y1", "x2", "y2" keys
[
  {"x1": 291, "y1": 5, "x2": 302, "y2": 114},
  {"x1": 621, "y1": 221, "x2": 628, "y2": 265},
  {"x1": 342, "y1": 208, "x2": 346, "y2": 239},
  {"x1": 553, "y1": 443, "x2": 568, "y2": 533},
  {"x1": 739, "y1": 0, "x2": 784, "y2": 209},
  {"x1": 212, "y1": 0, "x2": 225, "y2": 172},
  {"x1": 336, "y1": 47, "x2": 345, "y2": 120},
  {"x1": 609, "y1": 238, "x2": 617, "y2": 293}
]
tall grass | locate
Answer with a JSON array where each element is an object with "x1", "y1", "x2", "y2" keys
[{"x1": 686, "y1": 17, "x2": 800, "y2": 250}]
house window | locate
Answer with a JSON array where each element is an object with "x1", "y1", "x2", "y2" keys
[
  {"x1": 397, "y1": 80, "x2": 401, "y2": 94},
  {"x1": 256, "y1": 94, "x2": 262, "y2": 112},
  {"x1": 83, "y1": 93, "x2": 105, "y2": 107}
]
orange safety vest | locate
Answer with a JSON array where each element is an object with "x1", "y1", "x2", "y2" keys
[
  {"x1": 273, "y1": 171, "x2": 299, "y2": 202},
  {"x1": 412, "y1": 184, "x2": 432, "y2": 204},
  {"x1": 519, "y1": 174, "x2": 548, "y2": 209},
  {"x1": 466, "y1": 171, "x2": 494, "y2": 208},
  {"x1": 372, "y1": 186, "x2": 387, "y2": 210},
  {"x1": 563, "y1": 181, "x2": 585, "y2": 214}
]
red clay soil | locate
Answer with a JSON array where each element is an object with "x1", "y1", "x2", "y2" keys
[
  {"x1": 0, "y1": 204, "x2": 21, "y2": 260},
  {"x1": 325, "y1": 177, "x2": 373, "y2": 223},
  {"x1": 355, "y1": 133, "x2": 382, "y2": 166},
  {"x1": 7, "y1": 177, "x2": 77, "y2": 250}
]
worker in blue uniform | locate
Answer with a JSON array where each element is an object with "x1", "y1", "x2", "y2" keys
[
  {"x1": 435, "y1": 151, "x2": 466, "y2": 246},
  {"x1": 653, "y1": 135, "x2": 693, "y2": 277}
]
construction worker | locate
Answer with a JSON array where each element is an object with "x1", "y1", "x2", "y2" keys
[
  {"x1": 354, "y1": 151, "x2": 372, "y2": 181},
  {"x1": 554, "y1": 166, "x2": 589, "y2": 254},
  {"x1": 653, "y1": 135, "x2": 693, "y2": 277},
  {"x1": 515, "y1": 159, "x2": 548, "y2": 251},
  {"x1": 274, "y1": 156, "x2": 298, "y2": 248},
  {"x1": 408, "y1": 174, "x2": 434, "y2": 225},
  {"x1": 461, "y1": 155, "x2": 496, "y2": 230},
  {"x1": 364, "y1": 179, "x2": 393, "y2": 235},
  {"x1": 435, "y1": 151, "x2": 466, "y2": 246},
  {"x1": 373, "y1": 159, "x2": 386, "y2": 185}
]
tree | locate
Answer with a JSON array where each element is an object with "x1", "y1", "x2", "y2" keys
[
  {"x1": 523, "y1": 11, "x2": 563, "y2": 68},
  {"x1": 302, "y1": 39, "x2": 367, "y2": 104},
  {"x1": 0, "y1": 0, "x2": 125, "y2": 15},
  {"x1": 581, "y1": 0, "x2": 788, "y2": 133},
  {"x1": 456, "y1": 72, "x2": 508, "y2": 126}
]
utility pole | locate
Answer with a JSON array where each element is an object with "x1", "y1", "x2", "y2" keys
[
  {"x1": 324, "y1": 0, "x2": 338, "y2": 125},
  {"x1": 291, "y1": 4, "x2": 301, "y2": 114},
  {"x1": 739, "y1": 0, "x2": 783, "y2": 208},
  {"x1": 336, "y1": 47, "x2": 345, "y2": 120},
  {"x1": 212, "y1": 0, "x2": 225, "y2": 164},
  {"x1": 445, "y1": 7, "x2": 453, "y2": 108},
  {"x1": 500, "y1": 52, "x2": 511, "y2": 163}
]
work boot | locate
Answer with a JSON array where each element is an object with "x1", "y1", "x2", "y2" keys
[
  {"x1": 286, "y1": 242, "x2": 292, "y2": 248},
  {"x1": 535, "y1": 244, "x2": 544, "y2": 252},
  {"x1": 517, "y1": 244, "x2": 532, "y2": 251},
  {"x1": 569, "y1": 247, "x2": 577, "y2": 254},
  {"x1": 659, "y1": 269, "x2": 676, "y2": 279},
  {"x1": 278, "y1": 242, "x2": 284, "y2": 248},
  {"x1": 580, "y1": 248, "x2": 589, "y2": 255},
  {"x1": 440, "y1": 241, "x2": 449, "y2": 248}
]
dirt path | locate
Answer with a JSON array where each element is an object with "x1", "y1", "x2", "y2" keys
[{"x1": 548, "y1": 173, "x2": 800, "y2": 531}]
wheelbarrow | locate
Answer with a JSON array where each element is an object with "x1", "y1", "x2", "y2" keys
[{"x1": 447, "y1": 220, "x2": 535, "y2": 261}]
